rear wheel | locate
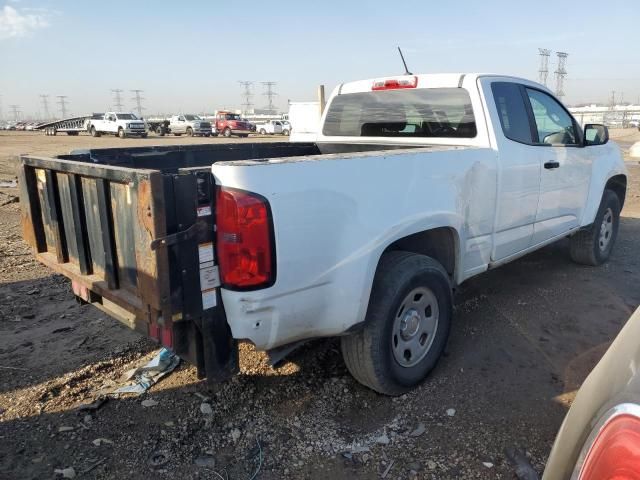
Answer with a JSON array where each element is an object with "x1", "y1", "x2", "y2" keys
[
  {"x1": 259, "y1": 128, "x2": 266, "y2": 135},
  {"x1": 570, "y1": 189, "x2": 621, "y2": 265},
  {"x1": 341, "y1": 252, "x2": 452, "y2": 395},
  {"x1": 283, "y1": 129, "x2": 290, "y2": 136}
]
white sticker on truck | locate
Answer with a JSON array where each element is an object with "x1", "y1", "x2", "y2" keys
[
  {"x1": 198, "y1": 242, "x2": 214, "y2": 264},
  {"x1": 199, "y1": 263, "x2": 220, "y2": 290},
  {"x1": 197, "y1": 205, "x2": 212, "y2": 217},
  {"x1": 202, "y1": 289, "x2": 217, "y2": 310}
]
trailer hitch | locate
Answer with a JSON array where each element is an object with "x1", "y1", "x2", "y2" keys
[{"x1": 150, "y1": 221, "x2": 209, "y2": 250}]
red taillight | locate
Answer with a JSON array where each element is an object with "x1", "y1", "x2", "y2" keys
[
  {"x1": 372, "y1": 76, "x2": 418, "y2": 90},
  {"x1": 578, "y1": 414, "x2": 640, "y2": 480},
  {"x1": 216, "y1": 186, "x2": 274, "y2": 289}
]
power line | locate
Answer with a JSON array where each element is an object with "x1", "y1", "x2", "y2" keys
[
  {"x1": 131, "y1": 89, "x2": 145, "y2": 117},
  {"x1": 56, "y1": 95, "x2": 69, "y2": 119},
  {"x1": 9, "y1": 104, "x2": 21, "y2": 122},
  {"x1": 39, "y1": 94, "x2": 50, "y2": 120},
  {"x1": 538, "y1": 48, "x2": 551, "y2": 86},
  {"x1": 554, "y1": 52, "x2": 568, "y2": 100},
  {"x1": 261, "y1": 81, "x2": 278, "y2": 114},
  {"x1": 111, "y1": 89, "x2": 124, "y2": 111},
  {"x1": 238, "y1": 81, "x2": 254, "y2": 115}
]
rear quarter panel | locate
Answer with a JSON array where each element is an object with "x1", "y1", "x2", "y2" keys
[{"x1": 212, "y1": 147, "x2": 497, "y2": 349}]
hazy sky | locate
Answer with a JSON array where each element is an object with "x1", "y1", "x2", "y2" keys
[{"x1": 1, "y1": 0, "x2": 639, "y2": 119}]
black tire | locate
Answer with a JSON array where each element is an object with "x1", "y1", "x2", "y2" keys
[
  {"x1": 341, "y1": 251, "x2": 452, "y2": 395},
  {"x1": 283, "y1": 129, "x2": 290, "y2": 136},
  {"x1": 186, "y1": 127, "x2": 193, "y2": 137},
  {"x1": 158, "y1": 127, "x2": 165, "y2": 136},
  {"x1": 223, "y1": 128, "x2": 232, "y2": 138},
  {"x1": 118, "y1": 128, "x2": 126, "y2": 139},
  {"x1": 570, "y1": 189, "x2": 621, "y2": 266},
  {"x1": 141, "y1": 133, "x2": 148, "y2": 138},
  {"x1": 259, "y1": 128, "x2": 266, "y2": 135}
]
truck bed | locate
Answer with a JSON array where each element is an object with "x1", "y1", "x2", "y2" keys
[{"x1": 19, "y1": 141, "x2": 417, "y2": 380}]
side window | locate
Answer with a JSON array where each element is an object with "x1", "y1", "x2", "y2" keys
[
  {"x1": 491, "y1": 82, "x2": 533, "y2": 144},
  {"x1": 526, "y1": 89, "x2": 577, "y2": 145}
]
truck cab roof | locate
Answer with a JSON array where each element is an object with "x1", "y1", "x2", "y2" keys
[{"x1": 337, "y1": 73, "x2": 551, "y2": 95}]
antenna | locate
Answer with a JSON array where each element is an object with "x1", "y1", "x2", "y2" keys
[
  {"x1": 111, "y1": 89, "x2": 124, "y2": 111},
  {"x1": 261, "y1": 82, "x2": 278, "y2": 114},
  {"x1": 238, "y1": 81, "x2": 254, "y2": 115},
  {"x1": 56, "y1": 95, "x2": 68, "y2": 118},
  {"x1": 554, "y1": 52, "x2": 568, "y2": 100},
  {"x1": 538, "y1": 48, "x2": 551, "y2": 86},
  {"x1": 9, "y1": 104, "x2": 21, "y2": 122},
  {"x1": 397, "y1": 46, "x2": 412, "y2": 75},
  {"x1": 131, "y1": 89, "x2": 145, "y2": 117},
  {"x1": 40, "y1": 94, "x2": 50, "y2": 120}
]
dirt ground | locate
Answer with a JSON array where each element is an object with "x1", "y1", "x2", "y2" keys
[{"x1": 1, "y1": 130, "x2": 640, "y2": 480}]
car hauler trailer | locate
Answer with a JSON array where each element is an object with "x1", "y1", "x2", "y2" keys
[{"x1": 36, "y1": 116, "x2": 91, "y2": 136}]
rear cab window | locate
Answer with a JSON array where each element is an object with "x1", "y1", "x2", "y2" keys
[{"x1": 322, "y1": 88, "x2": 477, "y2": 138}]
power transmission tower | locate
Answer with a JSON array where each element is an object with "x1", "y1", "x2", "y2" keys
[
  {"x1": 238, "y1": 81, "x2": 254, "y2": 115},
  {"x1": 56, "y1": 96, "x2": 69, "y2": 118},
  {"x1": 111, "y1": 89, "x2": 124, "y2": 111},
  {"x1": 40, "y1": 94, "x2": 50, "y2": 120},
  {"x1": 609, "y1": 91, "x2": 616, "y2": 109},
  {"x1": 554, "y1": 52, "x2": 568, "y2": 100},
  {"x1": 9, "y1": 105, "x2": 21, "y2": 121},
  {"x1": 131, "y1": 90, "x2": 145, "y2": 117},
  {"x1": 538, "y1": 48, "x2": 551, "y2": 86},
  {"x1": 261, "y1": 82, "x2": 278, "y2": 114}
]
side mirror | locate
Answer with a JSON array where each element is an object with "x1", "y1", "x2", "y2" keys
[{"x1": 584, "y1": 124, "x2": 609, "y2": 146}]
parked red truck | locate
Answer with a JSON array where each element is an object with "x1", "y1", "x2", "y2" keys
[{"x1": 215, "y1": 111, "x2": 252, "y2": 138}]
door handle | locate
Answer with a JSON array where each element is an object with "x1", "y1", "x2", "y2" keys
[{"x1": 544, "y1": 161, "x2": 560, "y2": 169}]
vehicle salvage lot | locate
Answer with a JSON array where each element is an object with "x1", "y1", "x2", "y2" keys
[{"x1": 1, "y1": 131, "x2": 640, "y2": 479}]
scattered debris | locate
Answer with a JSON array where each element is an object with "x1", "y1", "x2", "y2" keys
[
  {"x1": 341, "y1": 452, "x2": 353, "y2": 460},
  {"x1": 92, "y1": 438, "x2": 113, "y2": 446},
  {"x1": 380, "y1": 459, "x2": 395, "y2": 479},
  {"x1": 25, "y1": 289, "x2": 40, "y2": 295},
  {"x1": 483, "y1": 462, "x2": 494, "y2": 468},
  {"x1": 409, "y1": 422, "x2": 426, "y2": 437},
  {"x1": 141, "y1": 399, "x2": 158, "y2": 408},
  {"x1": 194, "y1": 455, "x2": 217, "y2": 468},
  {"x1": 80, "y1": 459, "x2": 105, "y2": 475},
  {"x1": 376, "y1": 433, "x2": 390, "y2": 445},
  {"x1": 0, "y1": 180, "x2": 17, "y2": 188},
  {"x1": 0, "y1": 365, "x2": 27, "y2": 371},
  {"x1": 247, "y1": 437, "x2": 263, "y2": 480},
  {"x1": 113, "y1": 348, "x2": 180, "y2": 396},
  {"x1": 148, "y1": 450, "x2": 170, "y2": 470},
  {"x1": 230, "y1": 428, "x2": 241, "y2": 442},
  {"x1": 52, "y1": 327, "x2": 74, "y2": 334},
  {"x1": 200, "y1": 402, "x2": 213, "y2": 415},
  {"x1": 58, "y1": 426, "x2": 75, "y2": 433},
  {"x1": 446, "y1": 408, "x2": 456, "y2": 417},
  {"x1": 77, "y1": 396, "x2": 108, "y2": 412},
  {"x1": 505, "y1": 447, "x2": 540, "y2": 480},
  {"x1": 54, "y1": 467, "x2": 76, "y2": 479},
  {"x1": 349, "y1": 445, "x2": 370, "y2": 454}
]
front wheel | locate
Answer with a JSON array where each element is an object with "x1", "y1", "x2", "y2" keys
[
  {"x1": 186, "y1": 127, "x2": 193, "y2": 137},
  {"x1": 223, "y1": 128, "x2": 232, "y2": 138},
  {"x1": 259, "y1": 129, "x2": 266, "y2": 135},
  {"x1": 341, "y1": 251, "x2": 452, "y2": 396},
  {"x1": 118, "y1": 128, "x2": 126, "y2": 139},
  {"x1": 570, "y1": 189, "x2": 621, "y2": 265}
]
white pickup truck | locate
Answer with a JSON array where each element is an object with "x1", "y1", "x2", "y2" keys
[
  {"x1": 255, "y1": 119, "x2": 284, "y2": 135},
  {"x1": 89, "y1": 112, "x2": 147, "y2": 138},
  {"x1": 169, "y1": 114, "x2": 213, "y2": 137},
  {"x1": 22, "y1": 73, "x2": 627, "y2": 396}
]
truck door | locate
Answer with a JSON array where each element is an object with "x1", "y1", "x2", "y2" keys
[
  {"x1": 484, "y1": 80, "x2": 541, "y2": 261},
  {"x1": 523, "y1": 88, "x2": 592, "y2": 244}
]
